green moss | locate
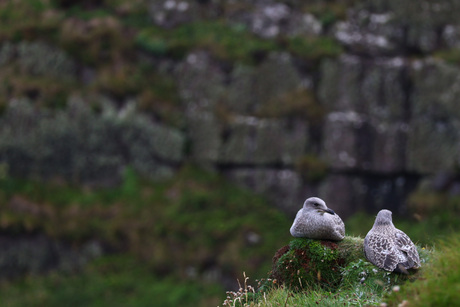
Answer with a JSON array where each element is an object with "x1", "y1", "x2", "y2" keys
[
  {"x1": 135, "y1": 30, "x2": 168, "y2": 55},
  {"x1": 286, "y1": 36, "x2": 343, "y2": 61},
  {"x1": 271, "y1": 235, "x2": 429, "y2": 294},
  {"x1": 0, "y1": 0, "x2": 61, "y2": 42},
  {"x1": 273, "y1": 238, "x2": 343, "y2": 290},
  {"x1": 337, "y1": 235, "x2": 365, "y2": 263},
  {"x1": 136, "y1": 21, "x2": 343, "y2": 64},
  {"x1": 303, "y1": 1, "x2": 355, "y2": 27},
  {"x1": 63, "y1": 6, "x2": 112, "y2": 20},
  {"x1": 136, "y1": 21, "x2": 279, "y2": 63}
]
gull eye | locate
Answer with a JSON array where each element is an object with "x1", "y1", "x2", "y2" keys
[{"x1": 314, "y1": 202, "x2": 319, "y2": 206}]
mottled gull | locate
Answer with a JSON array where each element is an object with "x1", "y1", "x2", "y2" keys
[
  {"x1": 364, "y1": 209, "x2": 420, "y2": 274},
  {"x1": 290, "y1": 197, "x2": 345, "y2": 241}
]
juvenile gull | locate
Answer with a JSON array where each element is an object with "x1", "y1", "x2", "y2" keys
[
  {"x1": 364, "y1": 209, "x2": 420, "y2": 274},
  {"x1": 290, "y1": 197, "x2": 345, "y2": 241}
]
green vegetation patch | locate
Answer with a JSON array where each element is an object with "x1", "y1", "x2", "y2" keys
[
  {"x1": 0, "y1": 0, "x2": 61, "y2": 42},
  {"x1": 136, "y1": 21, "x2": 343, "y2": 64},
  {"x1": 434, "y1": 48, "x2": 460, "y2": 65},
  {"x1": 286, "y1": 36, "x2": 343, "y2": 61},
  {"x1": 385, "y1": 234, "x2": 460, "y2": 306},
  {"x1": 0, "y1": 165, "x2": 291, "y2": 280},
  {"x1": 225, "y1": 236, "x2": 432, "y2": 307},
  {"x1": 136, "y1": 21, "x2": 279, "y2": 63},
  {"x1": 302, "y1": 0, "x2": 357, "y2": 27},
  {"x1": 341, "y1": 258, "x2": 409, "y2": 296},
  {"x1": 271, "y1": 238, "x2": 344, "y2": 290},
  {"x1": 0, "y1": 255, "x2": 223, "y2": 307}
]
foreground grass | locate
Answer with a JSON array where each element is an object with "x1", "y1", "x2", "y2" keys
[
  {"x1": 223, "y1": 282, "x2": 386, "y2": 306},
  {"x1": 386, "y1": 234, "x2": 460, "y2": 306},
  {"x1": 222, "y1": 274, "x2": 396, "y2": 306},
  {"x1": 253, "y1": 286, "x2": 381, "y2": 306},
  {"x1": 221, "y1": 236, "x2": 434, "y2": 307},
  {"x1": 221, "y1": 234, "x2": 460, "y2": 307}
]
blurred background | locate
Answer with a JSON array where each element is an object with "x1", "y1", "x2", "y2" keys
[{"x1": 1, "y1": 0, "x2": 460, "y2": 306}]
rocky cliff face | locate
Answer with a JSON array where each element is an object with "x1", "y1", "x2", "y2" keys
[{"x1": 1, "y1": 0, "x2": 460, "y2": 218}]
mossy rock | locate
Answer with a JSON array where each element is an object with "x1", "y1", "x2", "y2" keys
[
  {"x1": 270, "y1": 236, "x2": 421, "y2": 292},
  {"x1": 270, "y1": 238, "x2": 345, "y2": 290}
]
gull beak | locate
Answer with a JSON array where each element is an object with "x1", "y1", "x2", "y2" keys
[{"x1": 320, "y1": 208, "x2": 336, "y2": 215}]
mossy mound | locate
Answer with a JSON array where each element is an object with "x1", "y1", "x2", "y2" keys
[
  {"x1": 270, "y1": 236, "x2": 420, "y2": 292},
  {"x1": 270, "y1": 238, "x2": 345, "y2": 290}
]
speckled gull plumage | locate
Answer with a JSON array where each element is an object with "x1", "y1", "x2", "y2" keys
[
  {"x1": 290, "y1": 197, "x2": 345, "y2": 241},
  {"x1": 364, "y1": 209, "x2": 421, "y2": 274}
]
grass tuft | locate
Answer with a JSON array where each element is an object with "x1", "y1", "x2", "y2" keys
[{"x1": 385, "y1": 234, "x2": 460, "y2": 306}]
